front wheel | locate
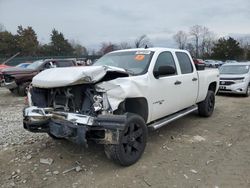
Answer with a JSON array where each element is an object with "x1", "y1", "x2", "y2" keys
[
  {"x1": 18, "y1": 82, "x2": 30, "y2": 96},
  {"x1": 104, "y1": 113, "x2": 148, "y2": 166},
  {"x1": 198, "y1": 90, "x2": 215, "y2": 117}
]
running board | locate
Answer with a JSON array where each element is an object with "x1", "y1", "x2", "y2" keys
[{"x1": 148, "y1": 105, "x2": 198, "y2": 131}]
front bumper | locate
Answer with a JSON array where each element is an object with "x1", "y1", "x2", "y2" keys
[
  {"x1": 23, "y1": 106, "x2": 127, "y2": 145},
  {"x1": 2, "y1": 81, "x2": 17, "y2": 89},
  {"x1": 218, "y1": 82, "x2": 248, "y2": 94}
]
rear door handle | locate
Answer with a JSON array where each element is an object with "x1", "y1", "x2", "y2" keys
[
  {"x1": 192, "y1": 78, "x2": 198, "y2": 81},
  {"x1": 174, "y1": 80, "x2": 182, "y2": 85}
]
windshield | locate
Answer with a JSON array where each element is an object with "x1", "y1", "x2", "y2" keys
[
  {"x1": 27, "y1": 60, "x2": 44, "y2": 70},
  {"x1": 220, "y1": 65, "x2": 250, "y2": 74},
  {"x1": 94, "y1": 51, "x2": 154, "y2": 75}
]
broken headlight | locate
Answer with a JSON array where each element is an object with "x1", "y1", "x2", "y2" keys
[{"x1": 93, "y1": 95, "x2": 103, "y2": 112}]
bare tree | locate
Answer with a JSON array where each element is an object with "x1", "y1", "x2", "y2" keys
[
  {"x1": 186, "y1": 43, "x2": 195, "y2": 57},
  {"x1": 173, "y1": 30, "x2": 188, "y2": 49},
  {"x1": 99, "y1": 42, "x2": 118, "y2": 55},
  {"x1": 118, "y1": 42, "x2": 131, "y2": 50},
  {"x1": 190, "y1": 25, "x2": 203, "y2": 58},
  {"x1": 134, "y1": 34, "x2": 151, "y2": 48},
  {"x1": 190, "y1": 25, "x2": 215, "y2": 58}
]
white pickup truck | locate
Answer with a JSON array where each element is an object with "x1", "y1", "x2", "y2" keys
[{"x1": 23, "y1": 48, "x2": 219, "y2": 166}]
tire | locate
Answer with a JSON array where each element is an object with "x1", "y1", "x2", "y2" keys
[
  {"x1": 47, "y1": 133, "x2": 63, "y2": 140},
  {"x1": 18, "y1": 82, "x2": 30, "y2": 96},
  {"x1": 104, "y1": 113, "x2": 148, "y2": 166},
  {"x1": 198, "y1": 90, "x2": 215, "y2": 117},
  {"x1": 243, "y1": 87, "x2": 249, "y2": 97}
]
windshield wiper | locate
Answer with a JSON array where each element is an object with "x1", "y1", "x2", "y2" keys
[{"x1": 123, "y1": 68, "x2": 135, "y2": 75}]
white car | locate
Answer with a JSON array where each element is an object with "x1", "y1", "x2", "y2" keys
[
  {"x1": 23, "y1": 48, "x2": 219, "y2": 166},
  {"x1": 204, "y1": 60, "x2": 220, "y2": 68},
  {"x1": 219, "y1": 62, "x2": 250, "y2": 97}
]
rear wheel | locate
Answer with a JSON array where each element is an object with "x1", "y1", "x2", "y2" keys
[
  {"x1": 104, "y1": 113, "x2": 147, "y2": 166},
  {"x1": 198, "y1": 90, "x2": 215, "y2": 117}
]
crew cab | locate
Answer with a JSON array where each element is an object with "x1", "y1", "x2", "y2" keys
[
  {"x1": 23, "y1": 48, "x2": 219, "y2": 166},
  {"x1": 1, "y1": 59, "x2": 77, "y2": 96},
  {"x1": 218, "y1": 62, "x2": 250, "y2": 97}
]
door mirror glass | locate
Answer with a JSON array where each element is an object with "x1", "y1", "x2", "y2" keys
[{"x1": 154, "y1": 66, "x2": 176, "y2": 78}]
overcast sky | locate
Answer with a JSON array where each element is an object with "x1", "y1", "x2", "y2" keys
[{"x1": 1, "y1": 0, "x2": 250, "y2": 50}]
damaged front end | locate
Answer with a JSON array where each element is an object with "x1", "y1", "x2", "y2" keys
[{"x1": 23, "y1": 84, "x2": 127, "y2": 146}]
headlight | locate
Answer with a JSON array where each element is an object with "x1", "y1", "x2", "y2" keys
[{"x1": 234, "y1": 79, "x2": 245, "y2": 83}]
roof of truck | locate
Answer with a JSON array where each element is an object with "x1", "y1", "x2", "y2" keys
[{"x1": 110, "y1": 47, "x2": 189, "y2": 53}]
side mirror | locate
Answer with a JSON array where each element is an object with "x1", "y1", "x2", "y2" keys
[{"x1": 154, "y1": 66, "x2": 176, "y2": 78}]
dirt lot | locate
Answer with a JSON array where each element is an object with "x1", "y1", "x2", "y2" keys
[{"x1": 0, "y1": 87, "x2": 250, "y2": 188}]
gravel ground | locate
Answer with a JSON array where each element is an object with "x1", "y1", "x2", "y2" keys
[{"x1": 0, "y1": 87, "x2": 250, "y2": 188}]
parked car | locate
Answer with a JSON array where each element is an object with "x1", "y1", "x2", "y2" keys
[
  {"x1": 0, "y1": 64, "x2": 12, "y2": 85},
  {"x1": 225, "y1": 60, "x2": 238, "y2": 64},
  {"x1": 1, "y1": 59, "x2": 77, "y2": 96},
  {"x1": 193, "y1": 59, "x2": 206, "y2": 70},
  {"x1": 23, "y1": 48, "x2": 219, "y2": 166},
  {"x1": 16, "y1": 62, "x2": 31, "y2": 68},
  {"x1": 204, "y1": 60, "x2": 220, "y2": 68},
  {"x1": 218, "y1": 62, "x2": 250, "y2": 97}
]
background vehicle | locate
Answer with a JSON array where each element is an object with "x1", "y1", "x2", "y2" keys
[
  {"x1": 23, "y1": 48, "x2": 219, "y2": 166},
  {"x1": 204, "y1": 60, "x2": 220, "y2": 68},
  {"x1": 2, "y1": 59, "x2": 77, "y2": 96},
  {"x1": 16, "y1": 62, "x2": 31, "y2": 68},
  {"x1": 219, "y1": 62, "x2": 250, "y2": 97}
]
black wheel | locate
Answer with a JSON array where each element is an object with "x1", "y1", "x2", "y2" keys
[
  {"x1": 104, "y1": 113, "x2": 147, "y2": 166},
  {"x1": 18, "y1": 82, "x2": 30, "y2": 96},
  {"x1": 243, "y1": 87, "x2": 249, "y2": 97},
  {"x1": 47, "y1": 133, "x2": 63, "y2": 140},
  {"x1": 198, "y1": 90, "x2": 215, "y2": 117}
]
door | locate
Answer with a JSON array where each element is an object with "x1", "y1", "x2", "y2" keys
[
  {"x1": 174, "y1": 52, "x2": 199, "y2": 108},
  {"x1": 150, "y1": 51, "x2": 184, "y2": 121}
]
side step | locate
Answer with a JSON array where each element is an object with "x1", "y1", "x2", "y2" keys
[{"x1": 148, "y1": 105, "x2": 198, "y2": 130}]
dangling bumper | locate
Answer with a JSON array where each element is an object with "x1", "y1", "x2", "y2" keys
[{"x1": 23, "y1": 106, "x2": 127, "y2": 145}]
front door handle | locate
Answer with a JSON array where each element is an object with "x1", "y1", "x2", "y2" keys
[
  {"x1": 174, "y1": 80, "x2": 182, "y2": 85},
  {"x1": 192, "y1": 78, "x2": 198, "y2": 81}
]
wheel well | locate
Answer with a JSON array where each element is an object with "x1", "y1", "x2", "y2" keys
[
  {"x1": 115, "y1": 98, "x2": 148, "y2": 122},
  {"x1": 208, "y1": 82, "x2": 217, "y2": 92}
]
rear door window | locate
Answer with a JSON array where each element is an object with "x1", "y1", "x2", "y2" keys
[{"x1": 175, "y1": 52, "x2": 193, "y2": 74}]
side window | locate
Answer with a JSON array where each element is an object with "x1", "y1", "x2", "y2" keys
[
  {"x1": 43, "y1": 61, "x2": 56, "y2": 69},
  {"x1": 175, "y1": 52, "x2": 193, "y2": 74},
  {"x1": 153, "y1": 51, "x2": 176, "y2": 75},
  {"x1": 56, "y1": 60, "x2": 74, "y2": 67}
]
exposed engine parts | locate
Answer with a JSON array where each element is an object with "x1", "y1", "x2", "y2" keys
[{"x1": 30, "y1": 85, "x2": 107, "y2": 117}]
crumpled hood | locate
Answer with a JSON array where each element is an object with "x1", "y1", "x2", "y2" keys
[{"x1": 32, "y1": 65, "x2": 129, "y2": 88}]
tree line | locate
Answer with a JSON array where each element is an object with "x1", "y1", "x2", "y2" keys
[
  {"x1": 173, "y1": 25, "x2": 250, "y2": 61},
  {"x1": 0, "y1": 25, "x2": 88, "y2": 58},
  {"x1": 1, "y1": 23, "x2": 250, "y2": 61},
  {"x1": 0, "y1": 24, "x2": 152, "y2": 58}
]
